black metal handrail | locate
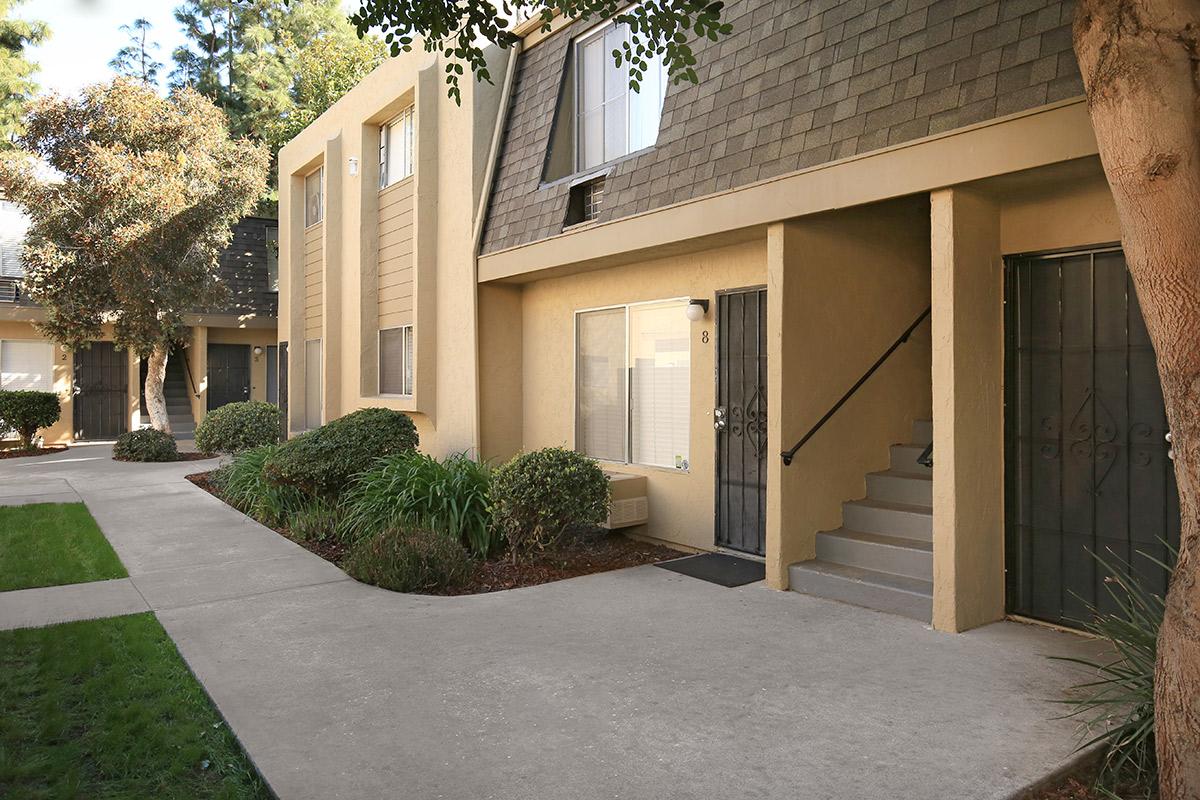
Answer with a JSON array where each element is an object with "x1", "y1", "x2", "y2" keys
[
  {"x1": 179, "y1": 348, "x2": 201, "y2": 399},
  {"x1": 781, "y1": 305, "x2": 931, "y2": 466}
]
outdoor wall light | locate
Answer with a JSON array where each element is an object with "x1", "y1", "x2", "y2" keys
[
  {"x1": 348, "y1": 156, "x2": 359, "y2": 177},
  {"x1": 685, "y1": 298, "x2": 709, "y2": 322},
  {"x1": 253, "y1": 346, "x2": 264, "y2": 356}
]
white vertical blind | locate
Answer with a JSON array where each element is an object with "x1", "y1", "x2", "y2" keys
[
  {"x1": 304, "y1": 338, "x2": 321, "y2": 429},
  {"x1": 0, "y1": 200, "x2": 29, "y2": 277},
  {"x1": 629, "y1": 301, "x2": 690, "y2": 469},
  {"x1": 1, "y1": 340, "x2": 54, "y2": 390},
  {"x1": 382, "y1": 107, "x2": 415, "y2": 188},
  {"x1": 575, "y1": 307, "x2": 627, "y2": 462},
  {"x1": 379, "y1": 325, "x2": 413, "y2": 396}
]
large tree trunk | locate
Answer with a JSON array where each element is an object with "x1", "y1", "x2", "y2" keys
[
  {"x1": 1073, "y1": 2, "x2": 1200, "y2": 797},
  {"x1": 144, "y1": 343, "x2": 172, "y2": 435}
]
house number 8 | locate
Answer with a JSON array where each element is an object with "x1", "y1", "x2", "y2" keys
[{"x1": 702, "y1": 331, "x2": 710, "y2": 344}]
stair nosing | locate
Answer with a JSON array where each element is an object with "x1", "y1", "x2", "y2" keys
[
  {"x1": 868, "y1": 468, "x2": 932, "y2": 482},
  {"x1": 790, "y1": 559, "x2": 933, "y2": 597},
  {"x1": 817, "y1": 527, "x2": 933, "y2": 552},
  {"x1": 844, "y1": 497, "x2": 932, "y2": 515}
]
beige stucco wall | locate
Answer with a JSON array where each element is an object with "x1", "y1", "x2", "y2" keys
[
  {"x1": 516, "y1": 239, "x2": 766, "y2": 552},
  {"x1": 204, "y1": 326, "x2": 280, "y2": 409},
  {"x1": 278, "y1": 46, "x2": 508, "y2": 456},
  {"x1": 766, "y1": 199, "x2": 933, "y2": 589},
  {"x1": 0, "y1": 319, "x2": 73, "y2": 445}
]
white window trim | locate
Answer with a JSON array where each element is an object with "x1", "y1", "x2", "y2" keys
[
  {"x1": 380, "y1": 107, "x2": 416, "y2": 190},
  {"x1": 377, "y1": 324, "x2": 414, "y2": 398},
  {"x1": 304, "y1": 166, "x2": 324, "y2": 228},
  {"x1": 572, "y1": 296, "x2": 690, "y2": 472}
]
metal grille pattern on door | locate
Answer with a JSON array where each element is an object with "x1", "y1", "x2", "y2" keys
[
  {"x1": 715, "y1": 287, "x2": 767, "y2": 555},
  {"x1": 73, "y1": 342, "x2": 127, "y2": 441},
  {"x1": 1005, "y1": 248, "x2": 1179, "y2": 627}
]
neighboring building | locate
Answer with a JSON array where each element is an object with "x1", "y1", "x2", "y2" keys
[
  {"x1": 280, "y1": 0, "x2": 1179, "y2": 634},
  {"x1": 0, "y1": 206, "x2": 279, "y2": 443}
]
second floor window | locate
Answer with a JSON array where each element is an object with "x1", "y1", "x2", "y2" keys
[
  {"x1": 305, "y1": 167, "x2": 324, "y2": 227},
  {"x1": 575, "y1": 21, "x2": 668, "y2": 171},
  {"x1": 380, "y1": 107, "x2": 415, "y2": 189},
  {"x1": 379, "y1": 325, "x2": 413, "y2": 396},
  {"x1": 265, "y1": 226, "x2": 279, "y2": 292},
  {"x1": 0, "y1": 200, "x2": 29, "y2": 278}
]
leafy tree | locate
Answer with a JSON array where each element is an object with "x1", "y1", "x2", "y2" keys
[
  {"x1": 350, "y1": 0, "x2": 730, "y2": 103},
  {"x1": 110, "y1": 18, "x2": 163, "y2": 87},
  {"x1": 0, "y1": 79, "x2": 269, "y2": 433},
  {"x1": 0, "y1": 0, "x2": 47, "y2": 145}
]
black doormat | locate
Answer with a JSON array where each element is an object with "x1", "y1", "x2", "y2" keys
[{"x1": 656, "y1": 553, "x2": 765, "y2": 587}]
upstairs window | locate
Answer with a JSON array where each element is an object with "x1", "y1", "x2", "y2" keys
[
  {"x1": 380, "y1": 107, "x2": 415, "y2": 188},
  {"x1": 379, "y1": 325, "x2": 413, "y2": 396},
  {"x1": 0, "y1": 200, "x2": 29, "y2": 278},
  {"x1": 305, "y1": 167, "x2": 324, "y2": 227},
  {"x1": 574, "y1": 21, "x2": 668, "y2": 171},
  {"x1": 265, "y1": 225, "x2": 279, "y2": 292}
]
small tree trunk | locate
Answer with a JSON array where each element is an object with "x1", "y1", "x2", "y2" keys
[
  {"x1": 144, "y1": 343, "x2": 172, "y2": 434},
  {"x1": 1073, "y1": 3, "x2": 1200, "y2": 798}
]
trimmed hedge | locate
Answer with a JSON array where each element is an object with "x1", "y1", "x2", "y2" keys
[
  {"x1": 263, "y1": 407, "x2": 419, "y2": 495},
  {"x1": 489, "y1": 447, "x2": 610, "y2": 557},
  {"x1": 344, "y1": 526, "x2": 474, "y2": 593},
  {"x1": 0, "y1": 390, "x2": 61, "y2": 449},
  {"x1": 113, "y1": 429, "x2": 178, "y2": 462},
  {"x1": 195, "y1": 400, "x2": 281, "y2": 454}
]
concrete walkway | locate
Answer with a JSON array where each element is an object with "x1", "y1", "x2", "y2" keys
[{"x1": 0, "y1": 444, "x2": 1106, "y2": 800}]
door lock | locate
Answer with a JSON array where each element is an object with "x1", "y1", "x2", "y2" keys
[{"x1": 714, "y1": 406, "x2": 727, "y2": 431}]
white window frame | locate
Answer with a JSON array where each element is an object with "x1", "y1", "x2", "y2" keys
[
  {"x1": 265, "y1": 225, "x2": 279, "y2": 292},
  {"x1": 377, "y1": 324, "x2": 414, "y2": 397},
  {"x1": 380, "y1": 107, "x2": 415, "y2": 189},
  {"x1": 0, "y1": 338, "x2": 55, "y2": 392},
  {"x1": 572, "y1": 15, "x2": 668, "y2": 172},
  {"x1": 573, "y1": 297, "x2": 690, "y2": 471},
  {"x1": 304, "y1": 166, "x2": 324, "y2": 228}
]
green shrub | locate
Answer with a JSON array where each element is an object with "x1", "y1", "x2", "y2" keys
[
  {"x1": 1056, "y1": 549, "x2": 1175, "y2": 797},
  {"x1": 0, "y1": 390, "x2": 61, "y2": 449},
  {"x1": 263, "y1": 408, "x2": 419, "y2": 495},
  {"x1": 341, "y1": 451, "x2": 496, "y2": 556},
  {"x1": 112, "y1": 428, "x2": 178, "y2": 462},
  {"x1": 210, "y1": 444, "x2": 305, "y2": 526},
  {"x1": 195, "y1": 400, "x2": 281, "y2": 454},
  {"x1": 489, "y1": 447, "x2": 610, "y2": 558},
  {"x1": 287, "y1": 498, "x2": 344, "y2": 542},
  {"x1": 344, "y1": 525, "x2": 474, "y2": 592}
]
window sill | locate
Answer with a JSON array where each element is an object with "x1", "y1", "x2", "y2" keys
[
  {"x1": 380, "y1": 176, "x2": 414, "y2": 193},
  {"x1": 590, "y1": 457, "x2": 691, "y2": 476},
  {"x1": 539, "y1": 145, "x2": 657, "y2": 191}
]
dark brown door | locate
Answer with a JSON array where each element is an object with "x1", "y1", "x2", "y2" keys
[
  {"x1": 73, "y1": 341, "x2": 127, "y2": 440},
  {"x1": 1005, "y1": 247, "x2": 1180, "y2": 626},
  {"x1": 278, "y1": 341, "x2": 289, "y2": 439},
  {"x1": 207, "y1": 343, "x2": 251, "y2": 411},
  {"x1": 715, "y1": 287, "x2": 767, "y2": 555}
]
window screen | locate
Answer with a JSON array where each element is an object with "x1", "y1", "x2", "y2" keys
[
  {"x1": 575, "y1": 307, "x2": 628, "y2": 462},
  {"x1": 305, "y1": 167, "x2": 324, "y2": 227},
  {"x1": 1, "y1": 340, "x2": 54, "y2": 390},
  {"x1": 380, "y1": 325, "x2": 413, "y2": 396},
  {"x1": 304, "y1": 338, "x2": 321, "y2": 429},
  {"x1": 380, "y1": 107, "x2": 415, "y2": 189}
]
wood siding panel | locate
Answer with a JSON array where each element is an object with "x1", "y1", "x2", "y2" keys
[
  {"x1": 304, "y1": 222, "x2": 323, "y2": 339},
  {"x1": 377, "y1": 181, "x2": 414, "y2": 327}
]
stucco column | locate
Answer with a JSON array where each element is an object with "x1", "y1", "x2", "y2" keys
[
  {"x1": 322, "y1": 134, "x2": 344, "y2": 423},
  {"x1": 188, "y1": 326, "x2": 208, "y2": 425},
  {"x1": 930, "y1": 187, "x2": 1006, "y2": 632}
]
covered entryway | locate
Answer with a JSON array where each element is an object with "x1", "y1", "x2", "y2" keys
[
  {"x1": 1005, "y1": 247, "x2": 1180, "y2": 627},
  {"x1": 73, "y1": 341, "x2": 127, "y2": 440},
  {"x1": 715, "y1": 287, "x2": 767, "y2": 555},
  {"x1": 207, "y1": 343, "x2": 251, "y2": 411}
]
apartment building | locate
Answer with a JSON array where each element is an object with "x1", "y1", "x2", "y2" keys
[
  {"x1": 279, "y1": 0, "x2": 1178, "y2": 633},
  {"x1": 0, "y1": 207, "x2": 279, "y2": 442}
]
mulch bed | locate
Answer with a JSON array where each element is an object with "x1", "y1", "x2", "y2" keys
[
  {"x1": 0, "y1": 446, "x2": 68, "y2": 460},
  {"x1": 184, "y1": 469, "x2": 681, "y2": 595}
]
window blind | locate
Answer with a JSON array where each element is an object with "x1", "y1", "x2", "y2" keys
[
  {"x1": 379, "y1": 326, "x2": 412, "y2": 396},
  {"x1": 629, "y1": 301, "x2": 690, "y2": 469},
  {"x1": 575, "y1": 307, "x2": 627, "y2": 462},
  {"x1": 1, "y1": 340, "x2": 54, "y2": 391},
  {"x1": 381, "y1": 107, "x2": 415, "y2": 188},
  {"x1": 0, "y1": 200, "x2": 29, "y2": 278}
]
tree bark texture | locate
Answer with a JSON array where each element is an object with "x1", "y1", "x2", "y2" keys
[
  {"x1": 144, "y1": 343, "x2": 172, "y2": 434},
  {"x1": 1073, "y1": 2, "x2": 1200, "y2": 797}
]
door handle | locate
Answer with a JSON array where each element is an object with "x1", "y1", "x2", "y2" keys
[{"x1": 714, "y1": 406, "x2": 727, "y2": 431}]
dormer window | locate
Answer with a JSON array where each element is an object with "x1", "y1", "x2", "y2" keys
[{"x1": 544, "y1": 18, "x2": 669, "y2": 182}]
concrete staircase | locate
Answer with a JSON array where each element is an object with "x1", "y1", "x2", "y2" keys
[
  {"x1": 164, "y1": 355, "x2": 196, "y2": 438},
  {"x1": 788, "y1": 419, "x2": 933, "y2": 621}
]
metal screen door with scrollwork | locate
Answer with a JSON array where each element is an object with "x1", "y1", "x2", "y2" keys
[
  {"x1": 715, "y1": 287, "x2": 767, "y2": 555},
  {"x1": 1005, "y1": 248, "x2": 1180, "y2": 627}
]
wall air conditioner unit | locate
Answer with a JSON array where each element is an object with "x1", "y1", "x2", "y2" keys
[{"x1": 601, "y1": 471, "x2": 649, "y2": 530}]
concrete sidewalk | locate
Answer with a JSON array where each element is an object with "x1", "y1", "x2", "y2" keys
[{"x1": 0, "y1": 444, "x2": 1105, "y2": 800}]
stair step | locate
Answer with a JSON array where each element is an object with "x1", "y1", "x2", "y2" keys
[
  {"x1": 815, "y1": 528, "x2": 933, "y2": 581},
  {"x1": 890, "y1": 443, "x2": 932, "y2": 475},
  {"x1": 788, "y1": 560, "x2": 932, "y2": 621},
  {"x1": 842, "y1": 498, "x2": 932, "y2": 541},
  {"x1": 866, "y1": 469, "x2": 932, "y2": 506},
  {"x1": 912, "y1": 419, "x2": 933, "y2": 447}
]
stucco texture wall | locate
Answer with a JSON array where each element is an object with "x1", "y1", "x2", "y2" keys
[
  {"x1": 516, "y1": 239, "x2": 766, "y2": 551},
  {"x1": 0, "y1": 320, "x2": 73, "y2": 445}
]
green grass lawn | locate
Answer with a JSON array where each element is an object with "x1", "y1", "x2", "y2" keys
[
  {"x1": 0, "y1": 503, "x2": 127, "y2": 592},
  {"x1": 0, "y1": 613, "x2": 269, "y2": 799}
]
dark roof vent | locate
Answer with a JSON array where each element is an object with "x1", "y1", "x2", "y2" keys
[{"x1": 564, "y1": 176, "x2": 605, "y2": 228}]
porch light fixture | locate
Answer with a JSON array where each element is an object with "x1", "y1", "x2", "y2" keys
[
  {"x1": 253, "y1": 346, "x2": 264, "y2": 356},
  {"x1": 685, "y1": 299, "x2": 709, "y2": 322}
]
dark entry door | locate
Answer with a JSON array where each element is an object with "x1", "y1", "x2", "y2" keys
[
  {"x1": 73, "y1": 341, "x2": 127, "y2": 440},
  {"x1": 1005, "y1": 248, "x2": 1180, "y2": 627},
  {"x1": 715, "y1": 287, "x2": 767, "y2": 555},
  {"x1": 207, "y1": 343, "x2": 251, "y2": 411}
]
